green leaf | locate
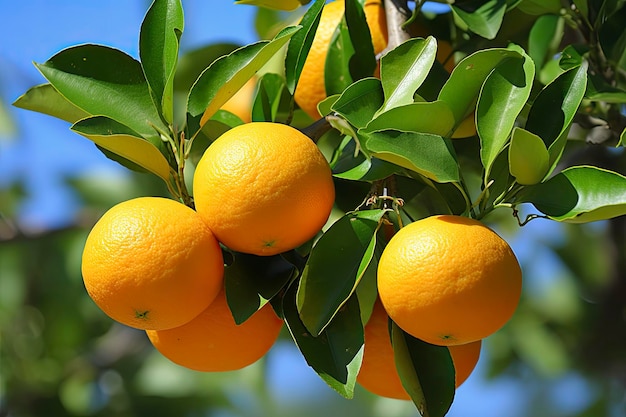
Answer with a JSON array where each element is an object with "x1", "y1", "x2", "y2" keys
[
  {"x1": 344, "y1": 0, "x2": 377, "y2": 80},
  {"x1": 439, "y1": 48, "x2": 520, "y2": 123},
  {"x1": 224, "y1": 252, "x2": 296, "y2": 324},
  {"x1": 331, "y1": 77, "x2": 384, "y2": 128},
  {"x1": 378, "y1": 37, "x2": 438, "y2": 114},
  {"x1": 284, "y1": 284, "x2": 363, "y2": 398},
  {"x1": 285, "y1": 0, "x2": 326, "y2": 93},
  {"x1": 251, "y1": 72, "x2": 292, "y2": 123},
  {"x1": 235, "y1": 0, "x2": 304, "y2": 11},
  {"x1": 517, "y1": 0, "x2": 562, "y2": 15},
  {"x1": 477, "y1": 53, "x2": 535, "y2": 177},
  {"x1": 598, "y1": 3, "x2": 626, "y2": 64},
  {"x1": 331, "y1": 137, "x2": 401, "y2": 181},
  {"x1": 363, "y1": 100, "x2": 455, "y2": 137},
  {"x1": 188, "y1": 26, "x2": 299, "y2": 126},
  {"x1": 508, "y1": 127, "x2": 549, "y2": 185},
  {"x1": 325, "y1": 17, "x2": 356, "y2": 96},
  {"x1": 71, "y1": 116, "x2": 171, "y2": 182},
  {"x1": 528, "y1": 15, "x2": 562, "y2": 72},
  {"x1": 525, "y1": 62, "x2": 588, "y2": 172},
  {"x1": 35, "y1": 44, "x2": 168, "y2": 143},
  {"x1": 516, "y1": 165, "x2": 626, "y2": 222},
  {"x1": 297, "y1": 210, "x2": 385, "y2": 335},
  {"x1": 363, "y1": 130, "x2": 460, "y2": 183},
  {"x1": 174, "y1": 43, "x2": 240, "y2": 93},
  {"x1": 619, "y1": 127, "x2": 625, "y2": 147},
  {"x1": 391, "y1": 323, "x2": 455, "y2": 417},
  {"x1": 140, "y1": 0, "x2": 184, "y2": 124},
  {"x1": 451, "y1": 0, "x2": 507, "y2": 39},
  {"x1": 13, "y1": 84, "x2": 90, "y2": 124}
]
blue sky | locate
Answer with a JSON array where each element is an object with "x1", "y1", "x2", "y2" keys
[{"x1": 0, "y1": 1, "x2": 595, "y2": 416}]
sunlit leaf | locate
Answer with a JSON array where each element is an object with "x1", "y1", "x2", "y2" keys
[
  {"x1": 331, "y1": 77, "x2": 384, "y2": 128},
  {"x1": 13, "y1": 83, "x2": 90, "y2": 124},
  {"x1": 140, "y1": 0, "x2": 184, "y2": 124},
  {"x1": 477, "y1": 52, "x2": 534, "y2": 177},
  {"x1": 508, "y1": 127, "x2": 549, "y2": 185},
  {"x1": 516, "y1": 165, "x2": 626, "y2": 222},
  {"x1": 235, "y1": 0, "x2": 305, "y2": 11},
  {"x1": 378, "y1": 37, "x2": 437, "y2": 114},
  {"x1": 363, "y1": 130, "x2": 460, "y2": 183},
  {"x1": 528, "y1": 15, "x2": 562, "y2": 73},
  {"x1": 285, "y1": 0, "x2": 326, "y2": 93},
  {"x1": 71, "y1": 116, "x2": 171, "y2": 182},
  {"x1": 363, "y1": 100, "x2": 455, "y2": 137},
  {"x1": 251, "y1": 72, "x2": 292, "y2": 123},
  {"x1": 439, "y1": 48, "x2": 520, "y2": 123},
  {"x1": 188, "y1": 26, "x2": 299, "y2": 126},
  {"x1": 297, "y1": 210, "x2": 385, "y2": 335},
  {"x1": 35, "y1": 44, "x2": 168, "y2": 144},
  {"x1": 451, "y1": 0, "x2": 507, "y2": 39}
]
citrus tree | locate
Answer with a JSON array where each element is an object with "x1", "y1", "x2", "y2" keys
[{"x1": 12, "y1": 0, "x2": 626, "y2": 415}]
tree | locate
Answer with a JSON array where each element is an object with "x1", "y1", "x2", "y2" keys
[{"x1": 3, "y1": 0, "x2": 626, "y2": 416}]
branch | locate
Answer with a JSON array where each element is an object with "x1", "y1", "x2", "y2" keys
[{"x1": 380, "y1": 0, "x2": 414, "y2": 56}]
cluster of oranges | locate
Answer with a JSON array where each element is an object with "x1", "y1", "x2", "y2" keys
[
  {"x1": 80, "y1": 0, "x2": 522, "y2": 402},
  {"x1": 81, "y1": 122, "x2": 336, "y2": 372}
]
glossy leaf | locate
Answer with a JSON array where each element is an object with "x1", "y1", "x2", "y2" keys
[
  {"x1": 477, "y1": 53, "x2": 534, "y2": 176},
  {"x1": 285, "y1": 0, "x2": 326, "y2": 93},
  {"x1": 528, "y1": 15, "x2": 562, "y2": 72},
  {"x1": 71, "y1": 116, "x2": 171, "y2": 182},
  {"x1": 35, "y1": 44, "x2": 168, "y2": 143},
  {"x1": 251, "y1": 72, "x2": 292, "y2": 123},
  {"x1": 140, "y1": 0, "x2": 184, "y2": 124},
  {"x1": 344, "y1": 0, "x2": 376, "y2": 81},
  {"x1": 517, "y1": 0, "x2": 562, "y2": 15},
  {"x1": 451, "y1": 0, "x2": 507, "y2": 40},
  {"x1": 439, "y1": 48, "x2": 520, "y2": 123},
  {"x1": 378, "y1": 37, "x2": 437, "y2": 114},
  {"x1": 525, "y1": 62, "x2": 588, "y2": 172},
  {"x1": 224, "y1": 252, "x2": 296, "y2": 324},
  {"x1": 325, "y1": 18, "x2": 355, "y2": 96},
  {"x1": 297, "y1": 210, "x2": 385, "y2": 335},
  {"x1": 516, "y1": 166, "x2": 626, "y2": 222},
  {"x1": 508, "y1": 127, "x2": 549, "y2": 185},
  {"x1": 13, "y1": 83, "x2": 90, "y2": 124},
  {"x1": 363, "y1": 101, "x2": 455, "y2": 137},
  {"x1": 392, "y1": 323, "x2": 455, "y2": 417},
  {"x1": 331, "y1": 77, "x2": 384, "y2": 128},
  {"x1": 284, "y1": 284, "x2": 363, "y2": 398},
  {"x1": 188, "y1": 26, "x2": 299, "y2": 126},
  {"x1": 363, "y1": 130, "x2": 460, "y2": 183},
  {"x1": 174, "y1": 43, "x2": 240, "y2": 92}
]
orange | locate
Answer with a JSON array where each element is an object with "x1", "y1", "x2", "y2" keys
[
  {"x1": 146, "y1": 290, "x2": 283, "y2": 372},
  {"x1": 357, "y1": 300, "x2": 482, "y2": 399},
  {"x1": 294, "y1": 0, "x2": 388, "y2": 119},
  {"x1": 192, "y1": 122, "x2": 335, "y2": 256},
  {"x1": 81, "y1": 197, "x2": 224, "y2": 330},
  {"x1": 377, "y1": 215, "x2": 522, "y2": 346},
  {"x1": 357, "y1": 299, "x2": 410, "y2": 400},
  {"x1": 221, "y1": 78, "x2": 256, "y2": 123}
]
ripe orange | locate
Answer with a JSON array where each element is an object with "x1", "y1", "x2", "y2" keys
[
  {"x1": 192, "y1": 122, "x2": 335, "y2": 256},
  {"x1": 377, "y1": 215, "x2": 522, "y2": 346},
  {"x1": 293, "y1": 0, "x2": 388, "y2": 119},
  {"x1": 81, "y1": 197, "x2": 224, "y2": 330},
  {"x1": 146, "y1": 290, "x2": 284, "y2": 372},
  {"x1": 357, "y1": 300, "x2": 482, "y2": 399}
]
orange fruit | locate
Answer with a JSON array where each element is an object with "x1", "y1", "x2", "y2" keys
[
  {"x1": 293, "y1": 0, "x2": 388, "y2": 119},
  {"x1": 357, "y1": 300, "x2": 482, "y2": 399},
  {"x1": 221, "y1": 78, "x2": 256, "y2": 123},
  {"x1": 146, "y1": 290, "x2": 284, "y2": 372},
  {"x1": 192, "y1": 122, "x2": 335, "y2": 256},
  {"x1": 357, "y1": 299, "x2": 410, "y2": 400},
  {"x1": 450, "y1": 339, "x2": 482, "y2": 387},
  {"x1": 377, "y1": 215, "x2": 522, "y2": 346},
  {"x1": 81, "y1": 197, "x2": 224, "y2": 330}
]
